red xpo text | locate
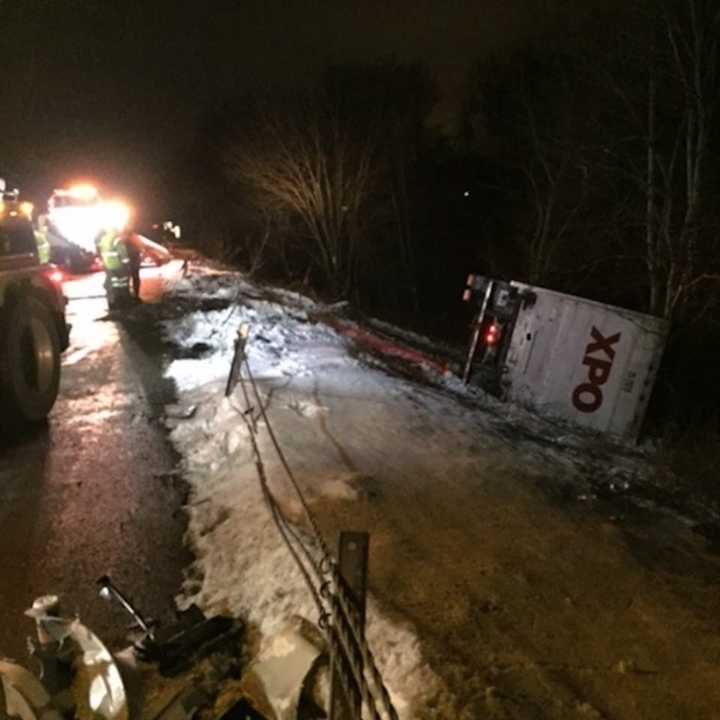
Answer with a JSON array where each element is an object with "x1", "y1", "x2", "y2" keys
[{"x1": 571, "y1": 327, "x2": 622, "y2": 413}]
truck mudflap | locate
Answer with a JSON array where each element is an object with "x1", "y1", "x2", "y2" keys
[{"x1": 57, "y1": 314, "x2": 71, "y2": 352}]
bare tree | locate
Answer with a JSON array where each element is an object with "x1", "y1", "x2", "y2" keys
[
  {"x1": 519, "y1": 108, "x2": 590, "y2": 285},
  {"x1": 225, "y1": 90, "x2": 377, "y2": 299},
  {"x1": 651, "y1": 0, "x2": 720, "y2": 318},
  {"x1": 376, "y1": 63, "x2": 435, "y2": 308},
  {"x1": 599, "y1": 0, "x2": 720, "y2": 320},
  {"x1": 222, "y1": 62, "x2": 436, "y2": 302},
  {"x1": 464, "y1": 50, "x2": 592, "y2": 286}
]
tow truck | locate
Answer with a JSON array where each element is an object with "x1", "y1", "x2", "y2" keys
[
  {"x1": 44, "y1": 184, "x2": 104, "y2": 272},
  {"x1": 0, "y1": 179, "x2": 69, "y2": 426}
]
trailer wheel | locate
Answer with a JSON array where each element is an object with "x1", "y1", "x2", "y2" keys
[{"x1": 0, "y1": 295, "x2": 61, "y2": 424}]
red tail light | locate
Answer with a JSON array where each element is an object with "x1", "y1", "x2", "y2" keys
[
  {"x1": 45, "y1": 267, "x2": 65, "y2": 286},
  {"x1": 485, "y1": 323, "x2": 501, "y2": 345}
]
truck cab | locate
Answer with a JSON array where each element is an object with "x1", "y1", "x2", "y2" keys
[{"x1": 0, "y1": 180, "x2": 70, "y2": 426}]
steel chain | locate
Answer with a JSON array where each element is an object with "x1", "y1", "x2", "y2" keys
[
  {"x1": 331, "y1": 566, "x2": 400, "y2": 720},
  {"x1": 233, "y1": 388, "x2": 329, "y2": 621},
  {"x1": 329, "y1": 602, "x2": 385, "y2": 720}
]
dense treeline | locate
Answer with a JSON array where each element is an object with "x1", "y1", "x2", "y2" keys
[{"x1": 176, "y1": 0, "x2": 719, "y2": 437}]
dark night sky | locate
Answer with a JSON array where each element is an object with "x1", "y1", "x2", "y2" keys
[{"x1": 0, "y1": 0, "x2": 603, "y2": 220}]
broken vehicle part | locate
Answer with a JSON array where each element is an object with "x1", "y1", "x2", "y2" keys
[
  {"x1": 97, "y1": 576, "x2": 155, "y2": 639},
  {"x1": 24, "y1": 596, "x2": 130, "y2": 720},
  {"x1": 137, "y1": 609, "x2": 238, "y2": 677},
  {"x1": 147, "y1": 686, "x2": 210, "y2": 720},
  {"x1": 4, "y1": 590, "x2": 246, "y2": 720},
  {"x1": 0, "y1": 660, "x2": 63, "y2": 720},
  {"x1": 238, "y1": 616, "x2": 325, "y2": 720}
]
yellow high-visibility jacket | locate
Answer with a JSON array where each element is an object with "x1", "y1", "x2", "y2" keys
[{"x1": 96, "y1": 231, "x2": 129, "y2": 272}]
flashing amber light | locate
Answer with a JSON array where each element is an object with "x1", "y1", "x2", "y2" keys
[
  {"x1": 19, "y1": 201, "x2": 34, "y2": 218},
  {"x1": 99, "y1": 199, "x2": 132, "y2": 230},
  {"x1": 67, "y1": 183, "x2": 98, "y2": 200}
]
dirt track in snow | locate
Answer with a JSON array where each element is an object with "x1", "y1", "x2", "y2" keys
[{"x1": 256, "y1": 370, "x2": 720, "y2": 719}]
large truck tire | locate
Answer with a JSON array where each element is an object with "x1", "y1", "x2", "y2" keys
[{"x1": 0, "y1": 294, "x2": 62, "y2": 424}]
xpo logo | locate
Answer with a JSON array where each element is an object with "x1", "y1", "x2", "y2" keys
[{"x1": 571, "y1": 326, "x2": 622, "y2": 413}]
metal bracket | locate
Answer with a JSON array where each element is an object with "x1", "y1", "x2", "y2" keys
[{"x1": 225, "y1": 323, "x2": 250, "y2": 398}]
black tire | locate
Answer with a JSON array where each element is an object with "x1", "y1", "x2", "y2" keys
[{"x1": 0, "y1": 295, "x2": 62, "y2": 423}]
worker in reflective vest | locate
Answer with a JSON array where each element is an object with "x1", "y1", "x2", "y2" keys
[
  {"x1": 95, "y1": 228, "x2": 130, "y2": 296},
  {"x1": 33, "y1": 226, "x2": 50, "y2": 264},
  {"x1": 118, "y1": 228, "x2": 143, "y2": 299}
]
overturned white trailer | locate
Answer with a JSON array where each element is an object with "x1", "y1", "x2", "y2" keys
[{"x1": 462, "y1": 276, "x2": 668, "y2": 440}]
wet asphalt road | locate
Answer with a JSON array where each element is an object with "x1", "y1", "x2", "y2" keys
[{"x1": 0, "y1": 264, "x2": 191, "y2": 662}]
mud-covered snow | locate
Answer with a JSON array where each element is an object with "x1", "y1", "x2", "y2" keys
[{"x1": 162, "y1": 267, "x2": 720, "y2": 719}]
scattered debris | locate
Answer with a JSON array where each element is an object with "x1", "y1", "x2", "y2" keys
[
  {"x1": 0, "y1": 579, "x2": 345, "y2": 720},
  {"x1": 237, "y1": 617, "x2": 326, "y2": 720},
  {"x1": 138, "y1": 609, "x2": 238, "y2": 678},
  {"x1": 165, "y1": 405, "x2": 199, "y2": 421},
  {"x1": 0, "y1": 658, "x2": 63, "y2": 720},
  {"x1": 23, "y1": 595, "x2": 130, "y2": 720},
  {"x1": 0, "y1": 589, "x2": 251, "y2": 720}
]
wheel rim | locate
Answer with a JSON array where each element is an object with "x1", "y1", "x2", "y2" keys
[{"x1": 20, "y1": 317, "x2": 56, "y2": 393}]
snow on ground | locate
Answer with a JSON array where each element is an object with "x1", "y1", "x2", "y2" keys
[
  {"x1": 163, "y1": 276, "x2": 444, "y2": 715},
  {"x1": 160, "y1": 268, "x2": 720, "y2": 719}
]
